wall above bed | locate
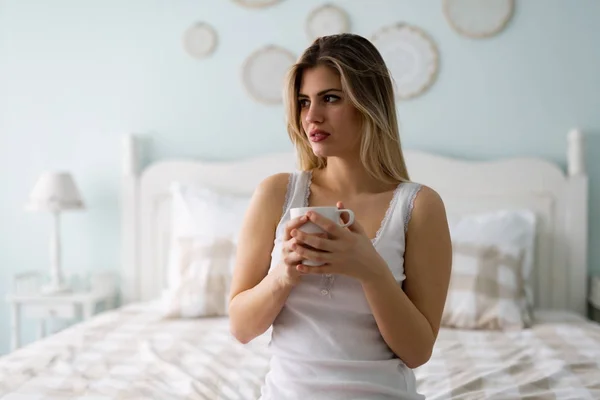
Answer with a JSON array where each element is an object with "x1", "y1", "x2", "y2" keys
[{"x1": 0, "y1": 0, "x2": 599, "y2": 356}]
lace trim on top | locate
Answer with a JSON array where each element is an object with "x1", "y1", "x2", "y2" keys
[
  {"x1": 281, "y1": 173, "x2": 295, "y2": 217},
  {"x1": 403, "y1": 184, "x2": 423, "y2": 233},
  {"x1": 303, "y1": 170, "x2": 313, "y2": 207},
  {"x1": 371, "y1": 182, "x2": 404, "y2": 246}
]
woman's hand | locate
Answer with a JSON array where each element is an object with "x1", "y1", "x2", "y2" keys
[
  {"x1": 272, "y1": 214, "x2": 311, "y2": 287},
  {"x1": 290, "y1": 201, "x2": 388, "y2": 284}
]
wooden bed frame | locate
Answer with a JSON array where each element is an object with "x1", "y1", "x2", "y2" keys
[{"x1": 119, "y1": 130, "x2": 590, "y2": 317}]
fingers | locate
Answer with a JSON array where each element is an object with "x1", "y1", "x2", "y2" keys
[
  {"x1": 282, "y1": 238, "x2": 303, "y2": 260},
  {"x1": 284, "y1": 215, "x2": 308, "y2": 240},
  {"x1": 284, "y1": 233, "x2": 330, "y2": 264},
  {"x1": 282, "y1": 237, "x2": 301, "y2": 254},
  {"x1": 292, "y1": 242, "x2": 331, "y2": 265},
  {"x1": 283, "y1": 250, "x2": 303, "y2": 266},
  {"x1": 296, "y1": 264, "x2": 333, "y2": 275},
  {"x1": 282, "y1": 236, "x2": 306, "y2": 266},
  {"x1": 306, "y1": 211, "x2": 345, "y2": 237},
  {"x1": 282, "y1": 238, "x2": 298, "y2": 253},
  {"x1": 291, "y1": 229, "x2": 333, "y2": 252}
]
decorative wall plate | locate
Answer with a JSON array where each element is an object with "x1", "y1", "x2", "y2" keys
[
  {"x1": 371, "y1": 23, "x2": 439, "y2": 100},
  {"x1": 306, "y1": 4, "x2": 350, "y2": 40},
  {"x1": 231, "y1": 0, "x2": 281, "y2": 8},
  {"x1": 183, "y1": 22, "x2": 217, "y2": 59},
  {"x1": 443, "y1": 0, "x2": 514, "y2": 38},
  {"x1": 242, "y1": 45, "x2": 296, "y2": 104}
]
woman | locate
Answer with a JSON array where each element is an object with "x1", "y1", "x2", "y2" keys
[{"x1": 228, "y1": 33, "x2": 452, "y2": 400}]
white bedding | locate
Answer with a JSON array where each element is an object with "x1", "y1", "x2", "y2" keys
[
  {"x1": 1, "y1": 302, "x2": 599, "y2": 400},
  {"x1": 0, "y1": 301, "x2": 271, "y2": 399}
]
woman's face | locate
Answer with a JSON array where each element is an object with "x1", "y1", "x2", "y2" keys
[{"x1": 298, "y1": 65, "x2": 363, "y2": 159}]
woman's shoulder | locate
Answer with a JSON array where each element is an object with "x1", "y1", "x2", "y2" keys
[
  {"x1": 253, "y1": 171, "x2": 307, "y2": 210},
  {"x1": 253, "y1": 173, "x2": 292, "y2": 207},
  {"x1": 407, "y1": 182, "x2": 443, "y2": 207},
  {"x1": 404, "y1": 182, "x2": 448, "y2": 231},
  {"x1": 398, "y1": 180, "x2": 444, "y2": 210},
  {"x1": 255, "y1": 170, "x2": 313, "y2": 220},
  {"x1": 240, "y1": 173, "x2": 293, "y2": 234},
  {"x1": 257, "y1": 172, "x2": 292, "y2": 192},
  {"x1": 255, "y1": 170, "x2": 311, "y2": 197}
]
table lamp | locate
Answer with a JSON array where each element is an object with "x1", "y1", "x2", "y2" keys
[{"x1": 25, "y1": 171, "x2": 85, "y2": 295}]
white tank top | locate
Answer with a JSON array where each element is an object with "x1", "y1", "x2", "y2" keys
[{"x1": 259, "y1": 170, "x2": 426, "y2": 400}]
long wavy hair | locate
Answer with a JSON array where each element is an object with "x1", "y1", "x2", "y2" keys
[{"x1": 284, "y1": 33, "x2": 410, "y2": 184}]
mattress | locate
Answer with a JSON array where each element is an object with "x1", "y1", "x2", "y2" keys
[{"x1": 0, "y1": 301, "x2": 599, "y2": 400}]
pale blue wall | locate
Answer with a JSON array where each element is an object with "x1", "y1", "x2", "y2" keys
[{"x1": 0, "y1": 0, "x2": 599, "y2": 355}]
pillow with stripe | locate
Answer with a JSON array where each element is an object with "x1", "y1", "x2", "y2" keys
[{"x1": 441, "y1": 242, "x2": 528, "y2": 330}]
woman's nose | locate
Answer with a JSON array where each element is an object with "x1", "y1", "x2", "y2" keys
[{"x1": 305, "y1": 104, "x2": 324, "y2": 124}]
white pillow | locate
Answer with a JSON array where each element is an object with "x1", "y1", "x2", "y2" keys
[
  {"x1": 446, "y1": 209, "x2": 537, "y2": 328},
  {"x1": 162, "y1": 237, "x2": 235, "y2": 318},
  {"x1": 169, "y1": 181, "x2": 250, "y2": 244},
  {"x1": 162, "y1": 182, "x2": 250, "y2": 318}
]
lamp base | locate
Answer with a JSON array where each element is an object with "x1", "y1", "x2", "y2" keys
[{"x1": 41, "y1": 282, "x2": 71, "y2": 295}]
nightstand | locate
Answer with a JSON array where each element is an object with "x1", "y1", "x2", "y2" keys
[
  {"x1": 5, "y1": 270, "x2": 118, "y2": 351},
  {"x1": 589, "y1": 275, "x2": 600, "y2": 323}
]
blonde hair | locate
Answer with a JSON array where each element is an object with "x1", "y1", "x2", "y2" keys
[{"x1": 284, "y1": 33, "x2": 410, "y2": 184}]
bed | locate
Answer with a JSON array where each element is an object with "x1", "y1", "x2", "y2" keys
[{"x1": 1, "y1": 130, "x2": 599, "y2": 399}]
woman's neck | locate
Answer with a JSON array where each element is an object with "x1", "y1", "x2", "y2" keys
[{"x1": 316, "y1": 157, "x2": 394, "y2": 196}]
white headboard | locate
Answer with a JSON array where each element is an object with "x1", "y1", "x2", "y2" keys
[{"x1": 120, "y1": 130, "x2": 589, "y2": 316}]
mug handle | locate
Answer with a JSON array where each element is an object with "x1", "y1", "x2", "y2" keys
[{"x1": 336, "y1": 209, "x2": 355, "y2": 228}]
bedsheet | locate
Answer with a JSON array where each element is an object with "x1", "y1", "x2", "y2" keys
[
  {"x1": 0, "y1": 301, "x2": 270, "y2": 399},
  {"x1": 416, "y1": 318, "x2": 600, "y2": 399},
  {"x1": 1, "y1": 301, "x2": 599, "y2": 400}
]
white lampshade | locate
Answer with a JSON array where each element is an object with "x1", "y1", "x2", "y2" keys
[{"x1": 25, "y1": 172, "x2": 85, "y2": 212}]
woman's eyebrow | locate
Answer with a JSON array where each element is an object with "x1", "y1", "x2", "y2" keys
[{"x1": 298, "y1": 88, "x2": 343, "y2": 98}]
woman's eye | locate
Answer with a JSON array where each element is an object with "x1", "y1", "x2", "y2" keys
[
  {"x1": 324, "y1": 95, "x2": 339, "y2": 103},
  {"x1": 299, "y1": 99, "x2": 309, "y2": 108}
]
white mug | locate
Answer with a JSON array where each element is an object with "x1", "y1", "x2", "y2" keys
[{"x1": 289, "y1": 206, "x2": 355, "y2": 266}]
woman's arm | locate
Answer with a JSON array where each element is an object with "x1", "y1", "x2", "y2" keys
[
  {"x1": 228, "y1": 173, "x2": 291, "y2": 344},
  {"x1": 361, "y1": 186, "x2": 452, "y2": 368}
]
